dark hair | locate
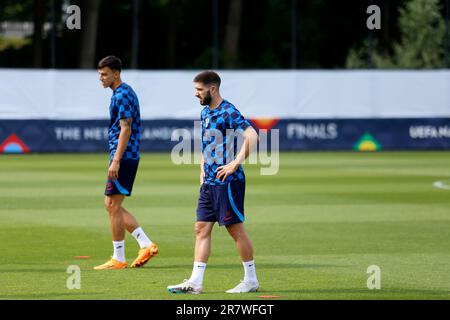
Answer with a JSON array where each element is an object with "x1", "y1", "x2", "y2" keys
[
  {"x1": 98, "y1": 55, "x2": 122, "y2": 72},
  {"x1": 193, "y1": 70, "x2": 221, "y2": 87}
]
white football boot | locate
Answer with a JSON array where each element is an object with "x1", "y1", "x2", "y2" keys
[
  {"x1": 167, "y1": 279, "x2": 203, "y2": 294},
  {"x1": 226, "y1": 280, "x2": 259, "y2": 293}
]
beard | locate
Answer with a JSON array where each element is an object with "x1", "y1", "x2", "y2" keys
[{"x1": 200, "y1": 90, "x2": 212, "y2": 106}]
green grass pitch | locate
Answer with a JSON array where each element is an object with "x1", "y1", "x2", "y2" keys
[{"x1": 0, "y1": 152, "x2": 449, "y2": 300}]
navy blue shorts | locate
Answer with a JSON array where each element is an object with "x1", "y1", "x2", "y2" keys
[
  {"x1": 196, "y1": 180, "x2": 246, "y2": 226},
  {"x1": 104, "y1": 159, "x2": 139, "y2": 197}
]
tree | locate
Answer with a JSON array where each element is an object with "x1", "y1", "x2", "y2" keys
[
  {"x1": 393, "y1": 0, "x2": 445, "y2": 68},
  {"x1": 79, "y1": 0, "x2": 101, "y2": 68},
  {"x1": 32, "y1": 0, "x2": 45, "y2": 67},
  {"x1": 346, "y1": 0, "x2": 446, "y2": 69},
  {"x1": 167, "y1": 0, "x2": 179, "y2": 68},
  {"x1": 224, "y1": 0, "x2": 243, "y2": 68}
]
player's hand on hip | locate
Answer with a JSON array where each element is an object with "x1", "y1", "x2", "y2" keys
[
  {"x1": 108, "y1": 160, "x2": 120, "y2": 180},
  {"x1": 216, "y1": 161, "x2": 238, "y2": 182}
]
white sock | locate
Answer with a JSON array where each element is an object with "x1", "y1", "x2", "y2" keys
[
  {"x1": 131, "y1": 227, "x2": 152, "y2": 249},
  {"x1": 243, "y1": 260, "x2": 258, "y2": 283},
  {"x1": 189, "y1": 261, "x2": 207, "y2": 287},
  {"x1": 112, "y1": 240, "x2": 126, "y2": 262}
]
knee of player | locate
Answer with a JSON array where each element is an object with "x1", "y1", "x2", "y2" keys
[
  {"x1": 104, "y1": 201, "x2": 120, "y2": 214},
  {"x1": 226, "y1": 223, "x2": 246, "y2": 239},
  {"x1": 194, "y1": 222, "x2": 211, "y2": 238}
]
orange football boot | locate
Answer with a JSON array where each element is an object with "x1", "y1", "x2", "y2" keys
[
  {"x1": 93, "y1": 258, "x2": 128, "y2": 270},
  {"x1": 130, "y1": 243, "x2": 159, "y2": 268}
]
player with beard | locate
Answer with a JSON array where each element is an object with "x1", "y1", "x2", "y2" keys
[{"x1": 167, "y1": 71, "x2": 260, "y2": 294}]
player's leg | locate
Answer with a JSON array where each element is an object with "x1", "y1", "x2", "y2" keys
[
  {"x1": 189, "y1": 221, "x2": 215, "y2": 288},
  {"x1": 93, "y1": 194, "x2": 128, "y2": 270},
  {"x1": 110, "y1": 158, "x2": 140, "y2": 237},
  {"x1": 167, "y1": 221, "x2": 214, "y2": 294},
  {"x1": 194, "y1": 221, "x2": 215, "y2": 263},
  {"x1": 225, "y1": 222, "x2": 259, "y2": 293},
  {"x1": 222, "y1": 181, "x2": 259, "y2": 293},
  {"x1": 120, "y1": 206, "x2": 159, "y2": 268},
  {"x1": 105, "y1": 194, "x2": 126, "y2": 240},
  {"x1": 167, "y1": 184, "x2": 215, "y2": 294},
  {"x1": 121, "y1": 206, "x2": 139, "y2": 233},
  {"x1": 226, "y1": 222, "x2": 254, "y2": 261}
]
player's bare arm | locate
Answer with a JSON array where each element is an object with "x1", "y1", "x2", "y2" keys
[
  {"x1": 216, "y1": 126, "x2": 259, "y2": 182},
  {"x1": 200, "y1": 153, "x2": 205, "y2": 185},
  {"x1": 108, "y1": 118, "x2": 132, "y2": 179}
]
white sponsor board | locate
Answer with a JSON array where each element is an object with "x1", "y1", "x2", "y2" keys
[{"x1": 1, "y1": 69, "x2": 450, "y2": 120}]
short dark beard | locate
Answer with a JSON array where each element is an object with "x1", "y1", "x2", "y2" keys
[{"x1": 200, "y1": 90, "x2": 212, "y2": 106}]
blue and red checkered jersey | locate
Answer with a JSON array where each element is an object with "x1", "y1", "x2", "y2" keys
[
  {"x1": 108, "y1": 83, "x2": 141, "y2": 160},
  {"x1": 201, "y1": 100, "x2": 251, "y2": 186}
]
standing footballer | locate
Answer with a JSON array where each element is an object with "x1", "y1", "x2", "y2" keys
[
  {"x1": 94, "y1": 55, "x2": 158, "y2": 270},
  {"x1": 167, "y1": 71, "x2": 260, "y2": 294}
]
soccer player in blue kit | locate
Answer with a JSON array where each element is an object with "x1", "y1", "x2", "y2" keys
[
  {"x1": 94, "y1": 56, "x2": 158, "y2": 270},
  {"x1": 168, "y1": 71, "x2": 260, "y2": 294}
]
